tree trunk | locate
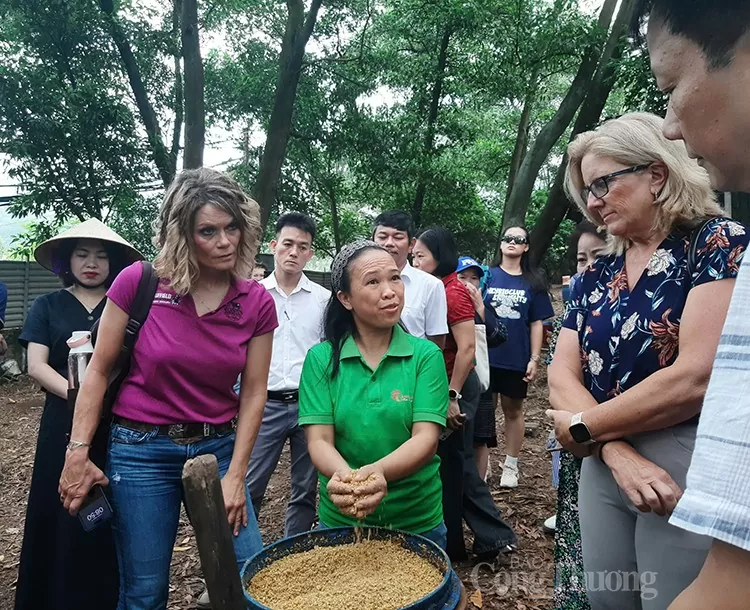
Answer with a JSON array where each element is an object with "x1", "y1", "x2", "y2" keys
[
  {"x1": 505, "y1": 66, "x2": 540, "y2": 203},
  {"x1": 254, "y1": 0, "x2": 323, "y2": 229},
  {"x1": 171, "y1": 0, "x2": 184, "y2": 167},
  {"x1": 181, "y1": 0, "x2": 204, "y2": 169},
  {"x1": 329, "y1": 185, "x2": 342, "y2": 252},
  {"x1": 501, "y1": 0, "x2": 618, "y2": 231},
  {"x1": 412, "y1": 26, "x2": 452, "y2": 230},
  {"x1": 99, "y1": 0, "x2": 175, "y2": 187},
  {"x1": 529, "y1": 0, "x2": 638, "y2": 266}
]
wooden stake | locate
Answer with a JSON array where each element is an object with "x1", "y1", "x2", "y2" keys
[{"x1": 182, "y1": 454, "x2": 247, "y2": 610}]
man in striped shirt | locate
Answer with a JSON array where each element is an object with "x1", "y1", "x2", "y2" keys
[{"x1": 636, "y1": 1, "x2": 750, "y2": 608}]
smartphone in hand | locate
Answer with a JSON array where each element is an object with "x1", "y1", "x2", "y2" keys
[
  {"x1": 78, "y1": 485, "x2": 113, "y2": 532},
  {"x1": 546, "y1": 429, "x2": 564, "y2": 452}
]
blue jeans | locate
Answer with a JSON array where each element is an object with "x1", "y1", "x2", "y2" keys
[
  {"x1": 319, "y1": 521, "x2": 448, "y2": 551},
  {"x1": 106, "y1": 424, "x2": 263, "y2": 610}
]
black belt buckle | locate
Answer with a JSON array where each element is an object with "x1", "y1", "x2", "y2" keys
[{"x1": 167, "y1": 423, "x2": 188, "y2": 441}]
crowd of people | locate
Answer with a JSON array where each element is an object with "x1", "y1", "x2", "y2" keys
[{"x1": 6, "y1": 2, "x2": 750, "y2": 609}]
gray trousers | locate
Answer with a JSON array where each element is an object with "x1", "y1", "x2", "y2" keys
[
  {"x1": 246, "y1": 399, "x2": 318, "y2": 537},
  {"x1": 578, "y1": 423, "x2": 711, "y2": 610}
]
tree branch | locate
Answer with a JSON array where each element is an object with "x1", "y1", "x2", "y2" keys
[{"x1": 99, "y1": 0, "x2": 175, "y2": 186}]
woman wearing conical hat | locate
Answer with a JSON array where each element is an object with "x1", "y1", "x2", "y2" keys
[{"x1": 15, "y1": 219, "x2": 142, "y2": 610}]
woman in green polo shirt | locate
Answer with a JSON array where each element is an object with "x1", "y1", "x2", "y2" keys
[{"x1": 299, "y1": 240, "x2": 450, "y2": 548}]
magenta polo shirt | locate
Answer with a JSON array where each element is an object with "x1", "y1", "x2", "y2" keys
[{"x1": 106, "y1": 262, "x2": 278, "y2": 425}]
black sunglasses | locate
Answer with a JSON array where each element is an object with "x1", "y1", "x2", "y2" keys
[
  {"x1": 501, "y1": 235, "x2": 528, "y2": 245},
  {"x1": 581, "y1": 163, "x2": 653, "y2": 202}
]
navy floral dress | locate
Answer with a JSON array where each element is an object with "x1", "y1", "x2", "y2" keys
[
  {"x1": 552, "y1": 217, "x2": 748, "y2": 610},
  {"x1": 563, "y1": 218, "x2": 747, "y2": 398}
]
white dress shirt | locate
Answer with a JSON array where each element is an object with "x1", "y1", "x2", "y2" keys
[
  {"x1": 400, "y1": 262, "x2": 448, "y2": 338},
  {"x1": 262, "y1": 272, "x2": 331, "y2": 392}
]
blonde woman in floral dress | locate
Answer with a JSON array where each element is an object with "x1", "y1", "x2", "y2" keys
[{"x1": 547, "y1": 113, "x2": 749, "y2": 609}]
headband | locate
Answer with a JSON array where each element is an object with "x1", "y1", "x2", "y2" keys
[{"x1": 330, "y1": 240, "x2": 384, "y2": 292}]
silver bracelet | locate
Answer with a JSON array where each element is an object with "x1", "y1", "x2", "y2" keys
[{"x1": 66, "y1": 440, "x2": 91, "y2": 452}]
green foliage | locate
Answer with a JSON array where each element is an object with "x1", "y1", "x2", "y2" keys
[
  {"x1": 1, "y1": 0, "x2": 662, "y2": 272},
  {"x1": 107, "y1": 192, "x2": 160, "y2": 260},
  {"x1": 8, "y1": 218, "x2": 68, "y2": 260},
  {"x1": 0, "y1": 0, "x2": 152, "y2": 223},
  {"x1": 613, "y1": 48, "x2": 668, "y2": 117}
]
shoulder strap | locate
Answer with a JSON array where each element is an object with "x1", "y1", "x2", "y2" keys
[
  {"x1": 687, "y1": 217, "x2": 716, "y2": 280},
  {"x1": 121, "y1": 261, "x2": 158, "y2": 352}
]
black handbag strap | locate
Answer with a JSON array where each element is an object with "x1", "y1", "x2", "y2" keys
[
  {"x1": 90, "y1": 261, "x2": 158, "y2": 354},
  {"x1": 121, "y1": 261, "x2": 158, "y2": 354}
]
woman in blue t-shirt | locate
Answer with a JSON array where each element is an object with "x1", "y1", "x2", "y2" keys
[{"x1": 486, "y1": 226, "x2": 554, "y2": 488}]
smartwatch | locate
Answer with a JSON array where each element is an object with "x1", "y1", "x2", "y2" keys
[
  {"x1": 448, "y1": 388, "x2": 462, "y2": 401},
  {"x1": 569, "y1": 412, "x2": 595, "y2": 445}
]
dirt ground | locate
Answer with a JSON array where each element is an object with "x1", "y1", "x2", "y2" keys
[{"x1": 0, "y1": 368, "x2": 559, "y2": 610}]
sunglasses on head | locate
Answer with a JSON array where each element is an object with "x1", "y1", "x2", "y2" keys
[{"x1": 502, "y1": 235, "x2": 528, "y2": 245}]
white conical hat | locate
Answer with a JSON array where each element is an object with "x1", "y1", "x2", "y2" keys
[{"x1": 34, "y1": 218, "x2": 144, "y2": 271}]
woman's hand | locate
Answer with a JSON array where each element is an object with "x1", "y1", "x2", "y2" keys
[
  {"x1": 59, "y1": 450, "x2": 109, "y2": 515},
  {"x1": 351, "y1": 464, "x2": 387, "y2": 519},
  {"x1": 546, "y1": 409, "x2": 593, "y2": 458},
  {"x1": 327, "y1": 468, "x2": 356, "y2": 515},
  {"x1": 524, "y1": 359, "x2": 538, "y2": 382},
  {"x1": 447, "y1": 399, "x2": 466, "y2": 429},
  {"x1": 602, "y1": 442, "x2": 683, "y2": 516},
  {"x1": 465, "y1": 283, "x2": 485, "y2": 319},
  {"x1": 546, "y1": 409, "x2": 575, "y2": 448},
  {"x1": 220, "y1": 471, "x2": 249, "y2": 536}
]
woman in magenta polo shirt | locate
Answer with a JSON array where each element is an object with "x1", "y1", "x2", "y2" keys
[{"x1": 59, "y1": 168, "x2": 277, "y2": 609}]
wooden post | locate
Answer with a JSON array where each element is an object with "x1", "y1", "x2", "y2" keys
[{"x1": 182, "y1": 454, "x2": 247, "y2": 610}]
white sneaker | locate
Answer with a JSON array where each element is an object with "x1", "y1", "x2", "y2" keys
[
  {"x1": 543, "y1": 514, "x2": 556, "y2": 534},
  {"x1": 197, "y1": 589, "x2": 211, "y2": 609},
  {"x1": 484, "y1": 461, "x2": 492, "y2": 483},
  {"x1": 500, "y1": 463, "x2": 519, "y2": 488}
]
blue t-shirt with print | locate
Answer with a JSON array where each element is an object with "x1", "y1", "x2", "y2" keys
[{"x1": 486, "y1": 267, "x2": 554, "y2": 372}]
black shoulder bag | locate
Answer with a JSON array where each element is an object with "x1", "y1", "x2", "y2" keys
[{"x1": 92, "y1": 261, "x2": 159, "y2": 414}]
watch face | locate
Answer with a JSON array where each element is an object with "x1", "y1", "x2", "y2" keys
[
  {"x1": 569, "y1": 422, "x2": 592, "y2": 444},
  {"x1": 449, "y1": 390, "x2": 458, "y2": 400}
]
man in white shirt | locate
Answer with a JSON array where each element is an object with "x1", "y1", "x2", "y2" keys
[
  {"x1": 372, "y1": 210, "x2": 448, "y2": 347},
  {"x1": 634, "y1": 2, "x2": 750, "y2": 608},
  {"x1": 246, "y1": 212, "x2": 330, "y2": 536}
]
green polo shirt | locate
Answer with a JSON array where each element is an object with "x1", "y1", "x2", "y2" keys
[{"x1": 298, "y1": 325, "x2": 448, "y2": 534}]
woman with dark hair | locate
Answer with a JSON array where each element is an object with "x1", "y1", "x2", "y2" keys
[
  {"x1": 486, "y1": 225, "x2": 554, "y2": 489},
  {"x1": 298, "y1": 241, "x2": 449, "y2": 547},
  {"x1": 546, "y1": 221, "x2": 606, "y2": 610},
  {"x1": 413, "y1": 227, "x2": 517, "y2": 562},
  {"x1": 15, "y1": 219, "x2": 142, "y2": 610}
]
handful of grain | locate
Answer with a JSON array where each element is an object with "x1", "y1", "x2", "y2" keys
[
  {"x1": 342, "y1": 469, "x2": 380, "y2": 519},
  {"x1": 248, "y1": 539, "x2": 443, "y2": 610}
]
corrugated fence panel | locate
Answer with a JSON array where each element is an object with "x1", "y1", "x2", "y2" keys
[
  {"x1": 0, "y1": 259, "x2": 331, "y2": 328},
  {"x1": 306, "y1": 270, "x2": 332, "y2": 291},
  {"x1": 0, "y1": 261, "x2": 62, "y2": 328}
]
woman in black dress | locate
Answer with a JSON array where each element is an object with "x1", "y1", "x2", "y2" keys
[{"x1": 15, "y1": 219, "x2": 142, "y2": 610}]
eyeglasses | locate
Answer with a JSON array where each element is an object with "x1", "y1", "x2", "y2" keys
[
  {"x1": 581, "y1": 163, "x2": 652, "y2": 202},
  {"x1": 501, "y1": 235, "x2": 528, "y2": 245}
]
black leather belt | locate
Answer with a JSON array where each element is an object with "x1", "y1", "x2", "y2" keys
[
  {"x1": 113, "y1": 415, "x2": 237, "y2": 440},
  {"x1": 267, "y1": 390, "x2": 299, "y2": 403}
]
